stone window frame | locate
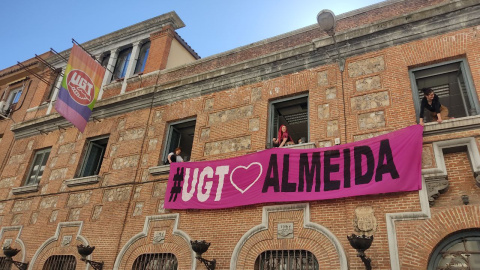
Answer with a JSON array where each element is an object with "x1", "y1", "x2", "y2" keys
[
  {"x1": 267, "y1": 93, "x2": 309, "y2": 148},
  {"x1": 1, "y1": 84, "x2": 24, "y2": 116},
  {"x1": 427, "y1": 229, "x2": 480, "y2": 270},
  {"x1": 161, "y1": 118, "x2": 197, "y2": 165},
  {"x1": 24, "y1": 147, "x2": 52, "y2": 186},
  {"x1": 77, "y1": 135, "x2": 109, "y2": 178},
  {"x1": 409, "y1": 58, "x2": 480, "y2": 124}
]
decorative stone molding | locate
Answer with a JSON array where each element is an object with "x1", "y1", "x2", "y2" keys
[
  {"x1": 65, "y1": 175, "x2": 100, "y2": 187},
  {"x1": 113, "y1": 214, "x2": 195, "y2": 270},
  {"x1": 148, "y1": 164, "x2": 170, "y2": 175},
  {"x1": 12, "y1": 184, "x2": 39, "y2": 195},
  {"x1": 230, "y1": 203, "x2": 347, "y2": 270},
  {"x1": 422, "y1": 137, "x2": 480, "y2": 206},
  {"x1": 0, "y1": 226, "x2": 27, "y2": 262},
  {"x1": 29, "y1": 221, "x2": 90, "y2": 268}
]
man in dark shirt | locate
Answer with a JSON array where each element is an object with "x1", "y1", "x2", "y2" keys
[{"x1": 419, "y1": 88, "x2": 450, "y2": 126}]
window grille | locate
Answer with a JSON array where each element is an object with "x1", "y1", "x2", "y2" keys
[
  {"x1": 42, "y1": 255, "x2": 76, "y2": 270},
  {"x1": 254, "y1": 250, "x2": 319, "y2": 270},
  {"x1": 428, "y1": 230, "x2": 480, "y2": 270},
  {"x1": 132, "y1": 253, "x2": 178, "y2": 270},
  {"x1": 0, "y1": 257, "x2": 12, "y2": 270}
]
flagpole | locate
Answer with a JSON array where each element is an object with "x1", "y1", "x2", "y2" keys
[{"x1": 72, "y1": 39, "x2": 113, "y2": 73}]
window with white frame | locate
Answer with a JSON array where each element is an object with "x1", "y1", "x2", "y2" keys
[
  {"x1": 112, "y1": 47, "x2": 133, "y2": 80},
  {"x1": 410, "y1": 59, "x2": 480, "y2": 123},
  {"x1": 163, "y1": 119, "x2": 196, "y2": 164},
  {"x1": 46, "y1": 69, "x2": 62, "y2": 102},
  {"x1": 254, "y1": 250, "x2": 319, "y2": 270},
  {"x1": 25, "y1": 148, "x2": 51, "y2": 186},
  {"x1": 268, "y1": 95, "x2": 309, "y2": 148},
  {"x1": 78, "y1": 136, "x2": 109, "y2": 177},
  {"x1": 134, "y1": 41, "x2": 150, "y2": 74},
  {"x1": 1, "y1": 86, "x2": 23, "y2": 115}
]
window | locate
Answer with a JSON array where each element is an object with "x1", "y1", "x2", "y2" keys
[
  {"x1": 112, "y1": 47, "x2": 133, "y2": 80},
  {"x1": 42, "y1": 255, "x2": 76, "y2": 270},
  {"x1": 410, "y1": 59, "x2": 480, "y2": 123},
  {"x1": 1, "y1": 87, "x2": 23, "y2": 115},
  {"x1": 428, "y1": 230, "x2": 480, "y2": 270},
  {"x1": 268, "y1": 95, "x2": 309, "y2": 148},
  {"x1": 78, "y1": 136, "x2": 109, "y2": 177},
  {"x1": 0, "y1": 257, "x2": 12, "y2": 270},
  {"x1": 25, "y1": 148, "x2": 51, "y2": 186},
  {"x1": 163, "y1": 119, "x2": 196, "y2": 164},
  {"x1": 254, "y1": 250, "x2": 319, "y2": 270},
  {"x1": 134, "y1": 41, "x2": 150, "y2": 74},
  {"x1": 132, "y1": 253, "x2": 177, "y2": 270},
  {"x1": 46, "y1": 69, "x2": 62, "y2": 102}
]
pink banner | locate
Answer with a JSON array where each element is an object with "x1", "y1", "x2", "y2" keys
[{"x1": 165, "y1": 125, "x2": 423, "y2": 209}]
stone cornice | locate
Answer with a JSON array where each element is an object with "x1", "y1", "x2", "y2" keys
[
  {"x1": 47, "y1": 11, "x2": 185, "y2": 67},
  {"x1": 11, "y1": 1, "x2": 480, "y2": 139}
]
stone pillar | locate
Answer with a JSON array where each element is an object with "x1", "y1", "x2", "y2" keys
[
  {"x1": 98, "y1": 48, "x2": 119, "y2": 100},
  {"x1": 121, "y1": 41, "x2": 142, "y2": 94},
  {"x1": 143, "y1": 25, "x2": 175, "y2": 74}
]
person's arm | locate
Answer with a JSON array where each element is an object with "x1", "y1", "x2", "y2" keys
[
  {"x1": 279, "y1": 137, "x2": 287, "y2": 147},
  {"x1": 433, "y1": 95, "x2": 443, "y2": 123},
  {"x1": 419, "y1": 98, "x2": 426, "y2": 125},
  {"x1": 167, "y1": 153, "x2": 173, "y2": 163}
]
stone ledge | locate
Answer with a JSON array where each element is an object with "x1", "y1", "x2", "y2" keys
[
  {"x1": 65, "y1": 175, "x2": 101, "y2": 187},
  {"x1": 284, "y1": 142, "x2": 317, "y2": 150},
  {"x1": 423, "y1": 115, "x2": 480, "y2": 136},
  {"x1": 12, "y1": 184, "x2": 39, "y2": 195},
  {"x1": 149, "y1": 165, "x2": 170, "y2": 175}
]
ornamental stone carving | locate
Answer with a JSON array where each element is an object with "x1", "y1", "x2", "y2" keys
[
  {"x1": 425, "y1": 175, "x2": 449, "y2": 206},
  {"x1": 353, "y1": 206, "x2": 377, "y2": 236}
]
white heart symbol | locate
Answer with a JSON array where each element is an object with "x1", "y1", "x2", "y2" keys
[{"x1": 230, "y1": 162, "x2": 263, "y2": 194}]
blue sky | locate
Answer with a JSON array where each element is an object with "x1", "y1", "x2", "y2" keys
[{"x1": 0, "y1": 0, "x2": 384, "y2": 71}]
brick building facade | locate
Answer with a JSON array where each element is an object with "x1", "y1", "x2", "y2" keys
[{"x1": 0, "y1": 0, "x2": 479, "y2": 269}]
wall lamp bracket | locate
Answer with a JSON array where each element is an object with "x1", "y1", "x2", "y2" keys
[
  {"x1": 347, "y1": 234, "x2": 373, "y2": 270},
  {"x1": 3, "y1": 247, "x2": 28, "y2": 270},
  {"x1": 191, "y1": 240, "x2": 216, "y2": 270},
  {"x1": 77, "y1": 245, "x2": 103, "y2": 270}
]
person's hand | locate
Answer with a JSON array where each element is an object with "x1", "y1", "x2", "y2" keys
[
  {"x1": 437, "y1": 116, "x2": 443, "y2": 123},
  {"x1": 419, "y1": 119, "x2": 424, "y2": 126}
]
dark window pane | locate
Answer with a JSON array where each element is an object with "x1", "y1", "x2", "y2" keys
[
  {"x1": 112, "y1": 48, "x2": 132, "y2": 80},
  {"x1": 79, "y1": 137, "x2": 108, "y2": 177},
  {"x1": 254, "y1": 250, "x2": 318, "y2": 270}
]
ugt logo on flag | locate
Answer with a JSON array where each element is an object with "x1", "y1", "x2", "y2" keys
[{"x1": 55, "y1": 44, "x2": 105, "y2": 132}]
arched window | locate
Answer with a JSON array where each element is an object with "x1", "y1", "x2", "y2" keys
[
  {"x1": 112, "y1": 47, "x2": 132, "y2": 80},
  {"x1": 42, "y1": 255, "x2": 76, "y2": 270},
  {"x1": 132, "y1": 253, "x2": 177, "y2": 270},
  {"x1": 134, "y1": 41, "x2": 150, "y2": 74},
  {"x1": 254, "y1": 250, "x2": 319, "y2": 270},
  {"x1": 428, "y1": 230, "x2": 480, "y2": 269}
]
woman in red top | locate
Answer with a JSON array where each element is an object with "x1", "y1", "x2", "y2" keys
[{"x1": 272, "y1": 125, "x2": 294, "y2": 147}]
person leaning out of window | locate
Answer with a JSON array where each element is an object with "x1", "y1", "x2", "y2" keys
[
  {"x1": 419, "y1": 87, "x2": 451, "y2": 126},
  {"x1": 167, "y1": 147, "x2": 183, "y2": 164},
  {"x1": 272, "y1": 125, "x2": 295, "y2": 147}
]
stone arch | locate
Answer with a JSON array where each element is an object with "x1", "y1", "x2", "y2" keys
[
  {"x1": 401, "y1": 205, "x2": 480, "y2": 269},
  {"x1": 231, "y1": 203, "x2": 348, "y2": 270},
  {"x1": 113, "y1": 214, "x2": 195, "y2": 270},
  {"x1": 0, "y1": 226, "x2": 27, "y2": 263},
  {"x1": 29, "y1": 221, "x2": 89, "y2": 270}
]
